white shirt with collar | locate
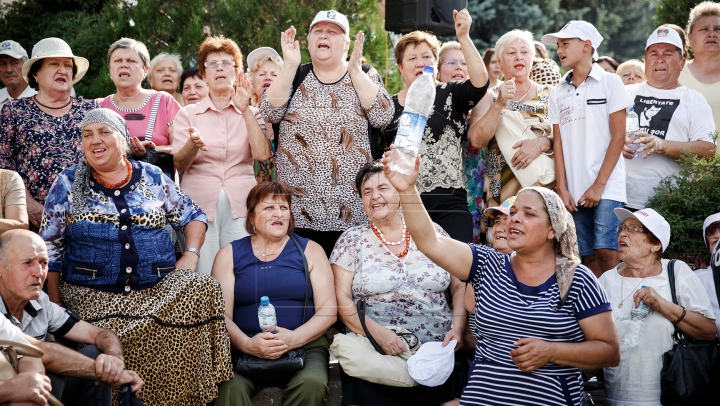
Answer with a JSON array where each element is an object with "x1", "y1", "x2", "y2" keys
[
  {"x1": 0, "y1": 85, "x2": 37, "y2": 110},
  {"x1": 624, "y1": 82, "x2": 716, "y2": 209},
  {"x1": 549, "y1": 64, "x2": 633, "y2": 204}
]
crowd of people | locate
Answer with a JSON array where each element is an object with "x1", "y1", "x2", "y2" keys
[{"x1": 0, "y1": 2, "x2": 719, "y2": 406}]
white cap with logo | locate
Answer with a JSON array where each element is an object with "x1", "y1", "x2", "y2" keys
[
  {"x1": 0, "y1": 40, "x2": 28, "y2": 60},
  {"x1": 614, "y1": 207, "x2": 671, "y2": 252},
  {"x1": 702, "y1": 213, "x2": 720, "y2": 248},
  {"x1": 310, "y1": 10, "x2": 349, "y2": 35},
  {"x1": 646, "y1": 26, "x2": 684, "y2": 56},
  {"x1": 541, "y1": 20, "x2": 603, "y2": 60}
]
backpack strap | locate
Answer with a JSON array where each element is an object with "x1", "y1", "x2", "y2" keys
[{"x1": 271, "y1": 63, "x2": 313, "y2": 150}]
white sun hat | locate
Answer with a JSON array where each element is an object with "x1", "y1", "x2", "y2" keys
[
  {"x1": 614, "y1": 207, "x2": 671, "y2": 252},
  {"x1": 246, "y1": 47, "x2": 280, "y2": 72},
  {"x1": 21, "y1": 37, "x2": 89, "y2": 84},
  {"x1": 542, "y1": 20, "x2": 603, "y2": 60}
]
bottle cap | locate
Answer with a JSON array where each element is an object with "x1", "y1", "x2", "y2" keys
[
  {"x1": 423, "y1": 65, "x2": 434, "y2": 74},
  {"x1": 260, "y1": 296, "x2": 270, "y2": 306}
]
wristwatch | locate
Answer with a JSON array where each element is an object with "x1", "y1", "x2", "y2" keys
[{"x1": 184, "y1": 247, "x2": 200, "y2": 258}]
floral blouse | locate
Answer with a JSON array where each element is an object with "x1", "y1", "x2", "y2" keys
[
  {"x1": 329, "y1": 222, "x2": 452, "y2": 343},
  {"x1": 0, "y1": 97, "x2": 99, "y2": 204},
  {"x1": 40, "y1": 160, "x2": 206, "y2": 294}
]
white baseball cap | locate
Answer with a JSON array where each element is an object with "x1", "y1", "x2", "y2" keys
[
  {"x1": 0, "y1": 40, "x2": 28, "y2": 59},
  {"x1": 614, "y1": 207, "x2": 671, "y2": 252},
  {"x1": 646, "y1": 26, "x2": 684, "y2": 56},
  {"x1": 246, "y1": 47, "x2": 280, "y2": 72},
  {"x1": 310, "y1": 10, "x2": 349, "y2": 34},
  {"x1": 702, "y1": 213, "x2": 720, "y2": 248},
  {"x1": 542, "y1": 20, "x2": 603, "y2": 60}
]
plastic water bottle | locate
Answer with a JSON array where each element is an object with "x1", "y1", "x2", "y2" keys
[
  {"x1": 258, "y1": 296, "x2": 277, "y2": 333},
  {"x1": 626, "y1": 107, "x2": 641, "y2": 158},
  {"x1": 389, "y1": 65, "x2": 436, "y2": 175},
  {"x1": 622, "y1": 286, "x2": 649, "y2": 348}
]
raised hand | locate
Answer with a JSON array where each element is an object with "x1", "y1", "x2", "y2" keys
[
  {"x1": 453, "y1": 9, "x2": 472, "y2": 39},
  {"x1": 497, "y1": 78, "x2": 516, "y2": 105},
  {"x1": 280, "y1": 26, "x2": 301, "y2": 68},
  {"x1": 348, "y1": 31, "x2": 365, "y2": 74},
  {"x1": 231, "y1": 71, "x2": 252, "y2": 112},
  {"x1": 382, "y1": 146, "x2": 420, "y2": 193},
  {"x1": 187, "y1": 127, "x2": 208, "y2": 151}
]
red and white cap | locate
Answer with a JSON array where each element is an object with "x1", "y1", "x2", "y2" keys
[
  {"x1": 542, "y1": 20, "x2": 603, "y2": 60},
  {"x1": 614, "y1": 207, "x2": 671, "y2": 252},
  {"x1": 646, "y1": 26, "x2": 684, "y2": 56},
  {"x1": 310, "y1": 10, "x2": 349, "y2": 34}
]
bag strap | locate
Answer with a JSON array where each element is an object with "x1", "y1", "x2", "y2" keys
[
  {"x1": 357, "y1": 299, "x2": 386, "y2": 355},
  {"x1": 144, "y1": 92, "x2": 163, "y2": 142},
  {"x1": 667, "y1": 259, "x2": 684, "y2": 340},
  {"x1": 288, "y1": 234, "x2": 309, "y2": 324}
]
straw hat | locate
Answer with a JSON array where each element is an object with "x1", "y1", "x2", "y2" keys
[{"x1": 21, "y1": 37, "x2": 89, "y2": 84}]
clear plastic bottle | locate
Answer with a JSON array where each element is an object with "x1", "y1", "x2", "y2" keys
[
  {"x1": 626, "y1": 107, "x2": 641, "y2": 159},
  {"x1": 622, "y1": 286, "x2": 650, "y2": 348},
  {"x1": 258, "y1": 296, "x2": 277, "y2": 333},
  {"x1": 389, "y1": 65, "x2": 436, "y2": 175}
]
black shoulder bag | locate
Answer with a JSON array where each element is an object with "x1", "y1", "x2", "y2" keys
[
  {"x1": 660, "y1": 259, "x2": 720, "y2": 405},
  {"x1": 233, "y1": 234, "x2": 310, "y2": 384}
]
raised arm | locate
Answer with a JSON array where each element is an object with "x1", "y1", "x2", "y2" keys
[
  {"x1": 467, "y1": 81, "x2": 515, "y2": 148},
  {"x1": 232, "y1": 71, "x2": 271, "y2": 161},
  {"x1": 347, "y1": 32, "x2": 379, "y2": 108},
  {"x1": 455, "y1": 9, "x2": 487, "y2": 88},
  {"x1": 382, "y1": 152, "x2": 473, "y2": 280},
  {"x1": 265, "y1": 26, "x2": 302, "y2": 109}
]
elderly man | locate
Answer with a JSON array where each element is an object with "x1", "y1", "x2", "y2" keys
[
  {"x1": 623, "y1": 26, "x2": 717, "y2": 210},
  {"x1": 0, "y1": 229, "x2": 143, "y2": 405},
  {"x1": 0, "y1": 40, "x2": 37, "y2": 108}
]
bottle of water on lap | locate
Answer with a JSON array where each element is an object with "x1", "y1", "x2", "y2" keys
[
  {"x1": 389, "y1": 65, "x2": 436, "y2": 175},
  {"x1": 258, "y1": 296, "x2": 277, "y2": 333},
  {"x1": 623, "y1": 286, "x2": 649, "y2": 348}
]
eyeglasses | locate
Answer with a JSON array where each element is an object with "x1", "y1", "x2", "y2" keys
[
  {"x1": 204, "y1": 60, "x2": 236, "y2": 69},
  {"x1": 443, "y1": 60, "x2": 467, "y2": 67},
  {"x1": 617, "y1": 224, "x2": 645, "y2": 233}
]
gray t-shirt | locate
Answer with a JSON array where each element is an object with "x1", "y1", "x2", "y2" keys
[{"x1": 0, "y1": 290, "x2": 78, "y2": 341}]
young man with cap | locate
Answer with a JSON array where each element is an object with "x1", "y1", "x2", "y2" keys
[
  {"x1": 695, "y1": 212, "x2": 720, "y2": 337},
  {"x1": 0, "y1": 40, "x2": 37, "y2": 108},
  {"x1": 622, "y1": 26, "x2": 717, "y2": 210},
  {"x1": 542, "y1": 20, "x2": 633, "y2": 277}
]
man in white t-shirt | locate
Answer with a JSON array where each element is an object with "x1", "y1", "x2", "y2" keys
[
  {"x1": 0, "y1": 40, "x2": 37, "y2": 109},
  {"x1": 623, "y1": 26, "x2": 717, "y2": 210}
]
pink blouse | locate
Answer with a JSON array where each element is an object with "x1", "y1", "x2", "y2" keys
[
  {"x1": 172, "y1": 96, "x2": 270, "y2": 221},
  {"x1": 99, "y1": 91, "x2": 180, "y2": 146}
]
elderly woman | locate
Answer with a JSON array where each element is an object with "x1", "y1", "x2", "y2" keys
[
  {"x1": 383, "y1": 9, "x2": 489, "y2": 243},
  {"x1": 40, "y1": 108, "x2": 233, "y2": 405},
  {"x1": 597, "y1": 56, "x2": 619, "y2": 73},
  {"x1": 383, "y1": 152, "x2": 620, "y2": 405},
  {"x1": 680, "y1": 1, "x2": 720, "y2": 128},
  {"x1": 261, "y1": 10, "x2": 394, "y2": 256},
  {"x1": 471, "y1": 30, "x2": 555, "y2": 219},
  {"x1": 99, "y1": 38, "x2": 181, "y2": 176},
  {"x1": 0, "y1": 37, "x2": 98, "y2": 230},
  {"x1": 247, "y1": 46, "x2": 283, "y2": 183},
  {"x1": 616, "y1": 59, "x2": 646, "y2": 85},
  {"x1": 148, "y1": 52, "x2": 184, "y2": 106},
  {"x1": 694, "y1": 212, "x2": 720, "y2": 337},
  {"x1": 180, "y1": 67, "x2": 208, "y2": 105},
  {"x1": 173, "y1": 36, "x2": 272, "y2": 275},
  {"x1": 212, "y1": 181, "x2": 336, "y2": 406},
  {"x1": 598, "y1": 208, "x2": 716, "y2": 404},
  {"x1": 0, "y1": 169, "x2": 29, "y2": 233},
  {"x1": 331, "y1": 161, "x2": 467, "y2": 405}
]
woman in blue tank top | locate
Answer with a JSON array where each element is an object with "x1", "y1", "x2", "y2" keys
[{"x1": 212, "y1": 181, "x2": 337, "y2": 406}]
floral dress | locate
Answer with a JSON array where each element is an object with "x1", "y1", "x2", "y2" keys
[
  {"x1": 0, "y1": 97, "x2": 99, "y2": 204},
  {"x1": 463, "y1": 142, "x2": 486, "y2": 244},
  {"x1": 329, "y1": 222, "x2": 452, "y2": 343}
]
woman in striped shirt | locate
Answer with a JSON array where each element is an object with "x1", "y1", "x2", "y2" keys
[{"x1": 383, "y1": 152, "x2": 620, "y2": 406}]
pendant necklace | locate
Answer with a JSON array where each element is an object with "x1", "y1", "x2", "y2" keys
[
  {"x1": 618, "y1": 274, "x2": 646, "y2": 309},
  {"x1": 253, "y1": 235, "x2": 289, "y2": 257}
]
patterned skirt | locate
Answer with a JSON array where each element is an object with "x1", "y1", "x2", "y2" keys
[{"x1": 60, "y1": 270, "x2": 233, "y2": 406}]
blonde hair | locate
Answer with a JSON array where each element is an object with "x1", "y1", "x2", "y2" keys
[
  {"x1": 616, "y1": 59, "x2": 645, "y2": 78},
  {"x1": 687, "y1": 1, "x2": 720, "y2": 35},
  {"x1": 495, "y1": 30, "x2": 536, "y2": 61},
  {"x1": 438, "y1": 41, "x2": 462, "y2": 66},
  {"x1": 248, "y1": 53, "x2": 283, "y2": 106}
]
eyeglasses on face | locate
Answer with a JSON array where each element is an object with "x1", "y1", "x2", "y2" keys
[
  {"x1": 204, "y1": 60, "x2": 236, "y2": 69},
  {"x1": 443, "y1": 60, "x2": 467, "y2": 67},
  {"x1": 617, "y1": 224, "x2": 645, "y2": 233}
]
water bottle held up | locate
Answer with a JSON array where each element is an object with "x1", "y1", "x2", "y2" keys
[
  {"x1": 622, "y1": 285, "x2": 650, "y2": 348},
  {"x1": 258, "y1": 296, "x2": 277, "y2": 333},
  {"x1": 389, "y1": 65, "x2": 436, "y2": 175},
  {"x1": 626, "y1": 107, "x2": 641, "y2": 159}
]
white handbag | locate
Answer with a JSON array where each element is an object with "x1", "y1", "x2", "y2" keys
[{"x1": 495, "y1": 109, "x2": 555, "y2": 187}]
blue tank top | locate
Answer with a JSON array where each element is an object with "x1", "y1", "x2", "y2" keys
[{"x1": 231, "y1": 234, "x2": 314, "y2": 335}]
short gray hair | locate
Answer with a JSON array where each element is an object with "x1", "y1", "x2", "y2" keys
[
  {"x1": 495, "y1": 30, "x2": 536, "y2": 62},
  {"x1": 149, "y1": 53, "x2": 183, "y2": 76},
  {"x1": 107, "y1": 38, "x2": 151, "y2": 68}
]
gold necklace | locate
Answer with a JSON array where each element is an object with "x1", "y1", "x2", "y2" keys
[
  {"x1": 512, "y1": 83, "x2": 534, "y2": 103},
  {"x1": 252, "y1": 235, "x2": 289, "y2": 257},
  {"x1": 618, "y1": 272, "x2": 646, "y2": 309}
]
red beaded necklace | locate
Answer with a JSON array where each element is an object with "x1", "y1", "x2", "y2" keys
[
  {"x1": 92, "y1": 158, "x2": 132, "y2": 189},
  {"x1": 371, "y1": 222, "x2": 411, "y2": 258}
]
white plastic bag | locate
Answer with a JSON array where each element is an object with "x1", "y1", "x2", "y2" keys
[{"x1": 406, "y1": 340, "x2": 456, "y2": 387}]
